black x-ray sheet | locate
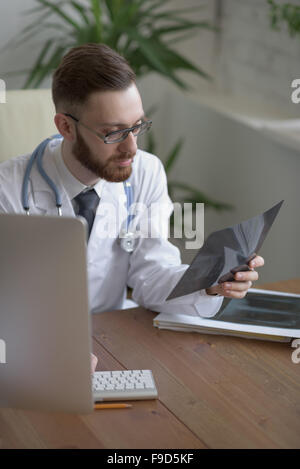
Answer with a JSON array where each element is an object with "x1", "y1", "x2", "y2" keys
[{"x1": 166, "y1": 200, "x2": 284, "y2": 301}]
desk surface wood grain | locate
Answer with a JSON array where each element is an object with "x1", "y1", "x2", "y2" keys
[{"x1": 0, "y1": 278, "x2": 299, "y2": 449}]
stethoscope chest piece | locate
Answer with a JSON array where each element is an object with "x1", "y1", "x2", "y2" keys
[{"x1": 119, "y1": 230, "x2": 136, "y2": 253}]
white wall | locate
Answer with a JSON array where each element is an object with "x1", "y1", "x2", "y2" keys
[{"x1": 216, "y1": 0, "x2": 300, "y2": 117}]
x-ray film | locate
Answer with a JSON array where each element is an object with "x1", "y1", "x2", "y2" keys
[{"x1": 166, "y1": 200, "x2": 284, "y2": 301}]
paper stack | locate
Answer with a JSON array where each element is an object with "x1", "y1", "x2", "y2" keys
[{"x1": 154, "y1": 289, "x2": 300, "y2": 342}]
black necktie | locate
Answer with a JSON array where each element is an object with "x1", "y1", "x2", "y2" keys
[{"x1": 73, "y1": 189, "x2": 100, "y2": 239}]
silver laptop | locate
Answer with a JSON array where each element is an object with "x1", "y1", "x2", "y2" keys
[{"x1": 0, "y1": 213, "x2": 94, "y2": 413}]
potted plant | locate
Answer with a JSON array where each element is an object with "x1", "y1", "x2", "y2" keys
[{"x1": 4, "y1": 0, "x2": 232, "y2": 231}]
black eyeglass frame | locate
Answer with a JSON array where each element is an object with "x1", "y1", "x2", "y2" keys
[{"x1": 63, "y1": 113, "x2": 152, "y2": 144}]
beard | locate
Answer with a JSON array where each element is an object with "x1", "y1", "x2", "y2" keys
[{"x1": 72, "y1": 127, "x2": 135, "y2": 182}]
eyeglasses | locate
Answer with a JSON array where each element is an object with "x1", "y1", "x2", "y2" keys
[{"x1": 63, "y1": 113, "x2": 152, "y2": 144}]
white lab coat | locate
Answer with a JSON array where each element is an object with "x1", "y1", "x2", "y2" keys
[{"x1": 0, "y1": 138, "x2": 223, "y2": 317}]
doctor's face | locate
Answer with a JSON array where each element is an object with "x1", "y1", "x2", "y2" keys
[{"x1": 71, "y1": 83, "x2": 144, "y2": 182}]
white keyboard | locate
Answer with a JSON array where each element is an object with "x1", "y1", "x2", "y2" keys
[{"x1": 92, "y1": 369, "x2": 158, "y2": 401}]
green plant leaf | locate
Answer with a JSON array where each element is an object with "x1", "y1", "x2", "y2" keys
[
  {"x1": 70, "y1": 1, "x2": 90, "y2": 25},
  {"x1": 267, "y1": 0, "x2": 300, "y2": 37},
  {"x1": 152, "y1": 21, "x2": 214, "y2": 38},
  {"x1": 2, "y1": 68, "x2": 32, "y2": 77},
  {"x1": 23, "y1": 38, "x2": 54, "y2": 89},
  {"x1": 157, "y1": 42, "x2": 211, "y2": 79},
  {"x1": 6, "y1": 0, "x2": 215, "y2": 89},
  {"x1": 24, "y1": 41, "x2": 68, "y2": 89},
  {"x1": 4, "y1": 0, "x2": 233, "y2": 217},
  {"x1": 123, "y1": 35, "x2": 190, "y2": 88},
  {"x1": 131, "y1": 32, "x2": 210, "y2": 85},
  {"x1": 22, "y1": 2, "x2": 49, "y2": 15},
  {"x1": 35, "y1": 0, "x2": 81, "y2": 31},
  {"x1": 0, "y1": 9, "x2": 53, "y2": 52},
  {"x1": 102, "y1": 0, "x2": 113, "y2": 19},
  {"x1": 168, "y1": 181, "x2": 233, "y2": 211},
  {"x1": 146, "y1": 5, "x2": 206, "y2": 20},
  {"x1": 164, "y1": 138, "x2": 185, "y2": 173},
  {"x1": 144, "y1": 131, "x2": 156, "y2": 155},
  {"x1": 90, "y1": 0, "x2": 102, "y2": 42}
]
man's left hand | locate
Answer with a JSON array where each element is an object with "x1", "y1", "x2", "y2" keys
[{"x1": 206, "y1": 255, "x2": 264, "y2": 298}]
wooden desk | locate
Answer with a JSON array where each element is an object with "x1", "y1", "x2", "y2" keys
[{"x1": 0, "y1": 279, "x2": 299, "y2": 449}]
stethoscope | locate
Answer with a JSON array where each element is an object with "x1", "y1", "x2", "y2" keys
[{"x1": 21, "y1": 135, "x2": 137, "y2": 252}]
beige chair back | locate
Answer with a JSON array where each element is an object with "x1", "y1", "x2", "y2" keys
[{"x1": 0, "y1": 89, "x2": 57, "y2": 162}]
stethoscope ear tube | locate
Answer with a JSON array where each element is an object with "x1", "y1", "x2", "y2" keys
[
  {"x1": 22, "y1": 135, "x2": 62, "y2": 215},
  {"x1": 36, "y1": 140, "x2": 62, "y2": 213},
  {"x1": 22, "y1": 139, "x2": 49, "y2": 214}
]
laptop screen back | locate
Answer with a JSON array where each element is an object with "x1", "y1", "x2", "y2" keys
[{"x1": 0, "y1": 214, "x2": 93, "y2": 413}]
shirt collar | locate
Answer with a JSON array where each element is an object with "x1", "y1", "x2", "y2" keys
[{"x1": 52, "y1": 139, "x2": 104, "y2": 200}]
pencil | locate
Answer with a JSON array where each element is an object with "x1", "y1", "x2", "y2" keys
[{"x1": 94, "y1": 403, "x2": 132, "y2": 410}]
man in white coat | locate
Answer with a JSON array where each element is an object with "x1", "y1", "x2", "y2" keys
[{"x1": 0, "y1": 44, "x2": 264, "y2": 371}]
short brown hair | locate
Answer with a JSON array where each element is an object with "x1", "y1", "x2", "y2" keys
[{"x1": 52, "y1": 43, "x2": 136, "y2": 112}]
